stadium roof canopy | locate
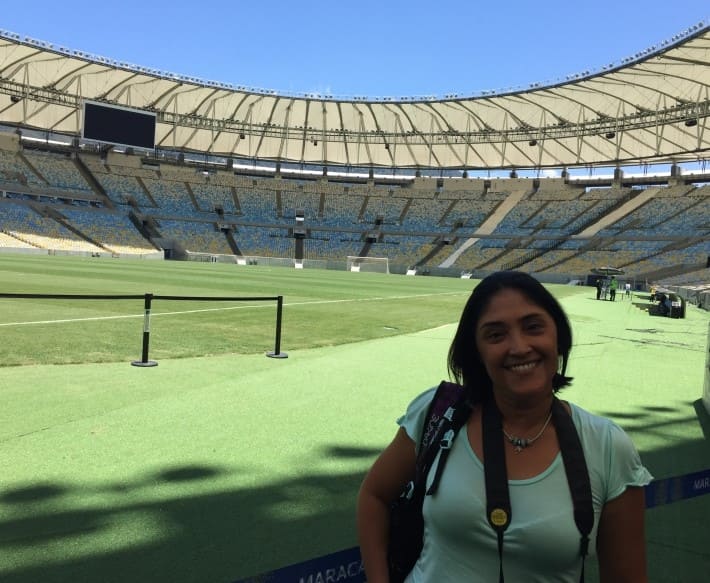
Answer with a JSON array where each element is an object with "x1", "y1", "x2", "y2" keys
[{"x1": 0, "y1": 23, "x2": 708, "y2": 171}]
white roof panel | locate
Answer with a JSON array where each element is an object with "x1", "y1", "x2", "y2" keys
[{"x1": 0, "y1": 27, "x2": 708, "y2": 169}]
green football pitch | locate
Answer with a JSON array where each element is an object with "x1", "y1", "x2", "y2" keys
[{"x1": 0, "y1": 254, "x2": 708, "y2": 582}]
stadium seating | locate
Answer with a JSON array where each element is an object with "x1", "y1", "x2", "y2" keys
[{"x1": 1, "y1": 143, "x2": 708, "y2": 282}]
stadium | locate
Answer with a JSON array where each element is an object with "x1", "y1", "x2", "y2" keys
[
  {"x1": 0, "y1": 21, "x2": 709, "y2": 285},
  {"x1": 0, "y1": 13, "x2": 709, "y2": 583}
]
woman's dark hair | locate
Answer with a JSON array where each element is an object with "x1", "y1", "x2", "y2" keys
[{"x1": 447, "y1": 271, "x2": 573, "y2": 403}]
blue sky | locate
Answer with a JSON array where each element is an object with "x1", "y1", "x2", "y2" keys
[{"x1": 2, "y1": 1, "x2": 708, "y2": 99}]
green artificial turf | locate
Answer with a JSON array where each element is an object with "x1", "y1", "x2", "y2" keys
[
  {"x1": 0, "y1": 254, "x2": 475, "y2": 366},
  {"x1": 0, "y1": 254, "x2": 708, "y2": 582}
]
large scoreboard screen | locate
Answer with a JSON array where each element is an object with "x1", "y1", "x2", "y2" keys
[{"x1": 82, "y1": 101, "x2": 156, "y2": 149}]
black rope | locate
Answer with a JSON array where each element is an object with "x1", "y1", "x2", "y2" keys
[{"x1": 0, "y1": 292, "x2": 279, "y2": 301}]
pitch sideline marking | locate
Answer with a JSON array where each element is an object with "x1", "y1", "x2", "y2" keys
[{"x1": 0, "y1": 291, "x2": 466, "y2": 327}]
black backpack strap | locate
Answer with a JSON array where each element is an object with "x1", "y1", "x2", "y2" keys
[
  {"x1": 415, "y1": 381, "x2": 470, "y2": 496},
  {"x1": 551, "y1": 399, "x2": 594, "y2": 583},
  {"x1": 387, "y1": 383, "x2": 469, "y2": 583},
  {"x1": 397, "y1": 382, "x2": 465, "y2": 508},
  {"x1": 419, "y1": 382, "x2": 465, "y2": 448},
  {"x1": 426, "y1": 395, "x2": 471, "y2": 495},
  {"x1": 482, "y1": 397, "x2": 511, "y2": 583}
]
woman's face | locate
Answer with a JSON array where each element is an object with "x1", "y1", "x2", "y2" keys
[{"x1": 474, "y1": 288, "x2": 559, "y2": 403}]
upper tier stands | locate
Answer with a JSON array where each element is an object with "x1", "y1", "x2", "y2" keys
[{"x1": 22, "y1": 150, "x2": 92, "y2": 192}]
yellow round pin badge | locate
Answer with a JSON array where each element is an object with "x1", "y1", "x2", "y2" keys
[{"x1": 490, "y1": 508, "x2": 508, "y2": 527}]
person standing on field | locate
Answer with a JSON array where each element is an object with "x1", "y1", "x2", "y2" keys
[{"x1": 609, "y1": 276, "x2": 618, "y2": 301}]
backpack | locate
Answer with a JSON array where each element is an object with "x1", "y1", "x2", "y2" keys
[{"x1": 387, "y1": 381, "x2": 471, "y2": 583}]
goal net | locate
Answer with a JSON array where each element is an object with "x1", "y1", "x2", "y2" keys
[{"x1": 346, "y1": 256, "x2": 389, "y2": 274}]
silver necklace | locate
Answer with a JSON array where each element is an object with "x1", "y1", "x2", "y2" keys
[{"x1": 502, "y1": 411, "x2": 553, "y2": 453}]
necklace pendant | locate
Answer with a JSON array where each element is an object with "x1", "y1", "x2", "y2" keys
[{"x1": 509, "y1": 437, "x2": 529, "y2": 453}]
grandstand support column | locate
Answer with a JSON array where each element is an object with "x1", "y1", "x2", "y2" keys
[
  {"x1": 131, "y1": 293, "x2": 158, "y2": 367},
  {"x1": 266, "y1": 295, "x2": 288, "y2": 359}
]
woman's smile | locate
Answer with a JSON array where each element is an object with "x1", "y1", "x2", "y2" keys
[{"x1": 505, "y1": 359, "x2": 541, "y2": 373}]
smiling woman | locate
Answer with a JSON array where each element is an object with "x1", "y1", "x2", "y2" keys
[{"x1": 357, "y1": 270, "x2": 653, "y2": 583}]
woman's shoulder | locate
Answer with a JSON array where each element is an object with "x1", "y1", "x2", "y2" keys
[
  {"x1": 567, "y1": 401, "x2": 615, "y2": 427},
  {"x1": 408, "y1": 386, "x2": 439, "y2": 410},
  {"x1": 397, "y1": 386, "x2": 439, "y2": 423},
  {"x1": 566, "y1": 401, "x2": 640, "y2": 453},
  {"x1": 565, "y1": 401, "x2": 653, "y2": 497},
  {"x1": 396, "y1": 386, "x2": 440, "y2": 449}
]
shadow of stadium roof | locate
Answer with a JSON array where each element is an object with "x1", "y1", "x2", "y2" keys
[{"x1": 0, "y1": 25, "x2": 708, "y2": 171}]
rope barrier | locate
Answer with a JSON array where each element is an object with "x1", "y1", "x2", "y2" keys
[{"x1": 0, "y1": 292, "x2": 288, "y2": 363}]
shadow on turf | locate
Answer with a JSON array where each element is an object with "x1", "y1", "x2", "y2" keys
[
  {"x1": 323, "y1": 445, "x2": 382, "y2": 458},
  {"x1": 0, "y1": 455, "x2": 372, "y2": 583},
  {"x1": 2, "y1": 406, "x2": 707, "y2": 583},
  {"x1": 596, "y1": 402, "x2": 707, "y2": 426},
  {"x1": 5, "y1": 441, "x2": 706, "y2": 583},
  {"x1": 0, "y1": 483, "x2": 67, "y2": 504},
  {"x1": 2, "y1": 432, "x2": 709, "y2": 583}
]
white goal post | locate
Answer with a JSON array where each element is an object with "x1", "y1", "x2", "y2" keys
[{"x1": 346, "y1": 256, "x2": 390, "y2": 274}]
